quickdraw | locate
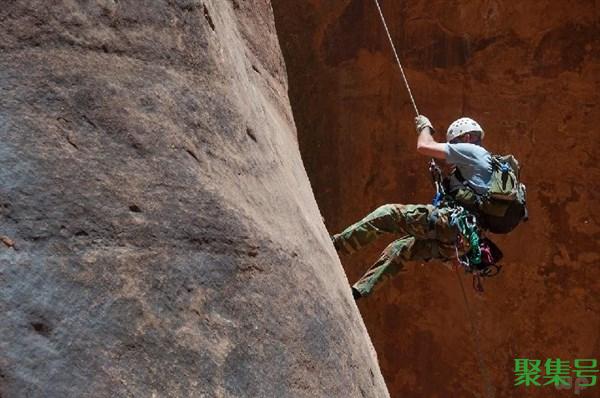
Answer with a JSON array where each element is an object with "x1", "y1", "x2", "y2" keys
[
  {"x1": 429, "y1": 159, "x2": 445, "y2": 207},
  {"x1": 449, "y1": 208, "x2": 481, "y2": 266}
]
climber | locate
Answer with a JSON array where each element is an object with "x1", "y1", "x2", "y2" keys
[{"x1": 332, "y1": 115, "x2": 525, "y2": 300}]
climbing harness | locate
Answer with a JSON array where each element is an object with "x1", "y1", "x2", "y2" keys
[
  {"x1": 371, "y1": 2, "x2": 495, "y2": 396},
  {"x1": 429, "y1": 166, "x2": 503, "y2": 291}
]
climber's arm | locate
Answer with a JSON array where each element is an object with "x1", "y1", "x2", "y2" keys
[
  {"x1": 414, "y1": 114, "x2": 447, "y2": 159},
  {"x1": 416, "y1": 127, "x2": 447, "y2": 159}
]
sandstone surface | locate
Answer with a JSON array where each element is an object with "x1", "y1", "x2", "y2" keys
[{"x1": 0, "y1": 1, "x2": 389, "y2": 397}]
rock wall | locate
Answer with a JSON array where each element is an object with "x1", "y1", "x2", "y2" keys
[
  {"x1": 272, "y1": 0, "x2": 600, "y2": 397},
  {"x1": 0, "y1": 1, "x2": 389, "y2": 397}
]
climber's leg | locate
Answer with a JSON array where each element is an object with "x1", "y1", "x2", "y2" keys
[
  {"x1": 332, "y1": 204, "x2": 460, "y2": 254},
  {"x1": 352, "y1": 236, "x2": 446, "y2": 297},
  {"x1": 332, "y1": 204, "x2": 405, "y2": 254}
]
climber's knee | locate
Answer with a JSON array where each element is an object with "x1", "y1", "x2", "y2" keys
[
  {"x1": 366, "y1": 204, "x2": 404, "y2": 229},
  {"x1": 385, "y1": 236, "x2": 416, "y2": 260}
]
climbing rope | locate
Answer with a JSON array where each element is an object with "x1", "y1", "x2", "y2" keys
[
  {"x1": 454, "y1": 253, "x2": 496, "y2": 398},
  {"x1": 371, "y1": 2, "x2": 494, "y2": 397},
  {"x1": 371, "y1": 0, "x2": 419, "y2": 116}
]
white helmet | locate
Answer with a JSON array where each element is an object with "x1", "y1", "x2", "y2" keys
[{"x1": 446, "y1": 117, "x2": 485, "y2": 142}]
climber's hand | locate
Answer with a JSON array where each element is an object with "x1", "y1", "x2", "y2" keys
[
  {"x1": 415, "y1": 115, "x2": 435, "y2": 135},
  {"x1": 416, "y1": 115, "x2": 446, "y2": 159}
]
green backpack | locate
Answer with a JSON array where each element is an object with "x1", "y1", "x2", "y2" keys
[{"x1": 445, "y1": 154, "x2": 528, "y2": 234}]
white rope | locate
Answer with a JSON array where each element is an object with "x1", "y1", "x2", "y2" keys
[{"x1": 371, "y1": 0, "x2": 419, "y2": 116}]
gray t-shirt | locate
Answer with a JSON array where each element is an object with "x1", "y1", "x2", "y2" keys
[{"x1": 444, "y1": 143, "x2": 492, "y2": 194}]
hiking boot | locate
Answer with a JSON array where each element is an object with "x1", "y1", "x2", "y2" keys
[
  {"x1": 331, "y1": 235, "x2": 353, "y2": 254},
  {"x1": 331, "y1": 235, "x2": 342, "y2": 252}
]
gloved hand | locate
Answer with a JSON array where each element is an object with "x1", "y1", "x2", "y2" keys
[{"x1": 415, "y1": 115, "x2": 435, "y2": 135}]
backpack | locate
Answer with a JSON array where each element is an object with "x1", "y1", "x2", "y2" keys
[{"x1": 445, "y1": 154, "x2": 528, "y2": 234}]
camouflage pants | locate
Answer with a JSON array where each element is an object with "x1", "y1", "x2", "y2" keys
[{"x1": 332, "y1": 204, "x2": 467, "y2": 297}]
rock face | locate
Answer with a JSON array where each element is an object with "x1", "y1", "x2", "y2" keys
[
  {"x1": 0, "y1": 1, "x2": 389, "y2": 397},
  {"x1": 273, "y1": 1, "x2": 600, "y2": 397}
]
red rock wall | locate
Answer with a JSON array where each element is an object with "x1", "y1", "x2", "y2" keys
[
  {"x1": 273, "y1": 1, "x2": 600, "y2": 396},
  {"x1": 0, "y1": 1, "x2": 390, "y2": 396}
]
